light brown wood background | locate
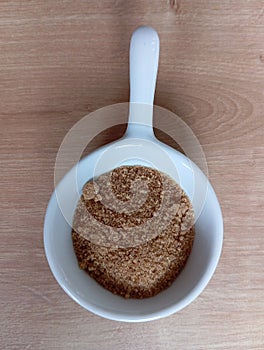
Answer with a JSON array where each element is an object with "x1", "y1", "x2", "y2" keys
[{"x1": 1, "y1": 1, "x2": 264, "y2": 349}]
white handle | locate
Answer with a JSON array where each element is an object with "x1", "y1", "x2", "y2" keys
[{"x1": 126, "y1": 26, "x2": 160, "y2": 138}]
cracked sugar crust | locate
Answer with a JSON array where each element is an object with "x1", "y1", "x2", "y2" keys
[{"x1": 72, "y1": 165, "x2": 195, "y2": 299}]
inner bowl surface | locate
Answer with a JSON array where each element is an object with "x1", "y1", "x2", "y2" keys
[{"x1": 44, "y1": 145, "x2": 223, "y2": 322}]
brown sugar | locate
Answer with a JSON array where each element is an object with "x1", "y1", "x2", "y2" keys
[{"x1": 72, "y1": 165, "x2": 195, "y2": 299}]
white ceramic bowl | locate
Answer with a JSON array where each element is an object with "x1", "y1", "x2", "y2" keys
[
  {"x1": 44, "y1": 144, "x2": 223, "y2": 322},
  {"x1": 44, "y1": 26, "x2": 223, "y2": 322}
]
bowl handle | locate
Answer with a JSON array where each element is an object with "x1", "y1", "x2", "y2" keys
[{"x1": 126, "y1": 26, "x2": 160, "y2": 138}]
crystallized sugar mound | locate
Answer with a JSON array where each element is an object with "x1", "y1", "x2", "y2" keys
[{"x1": 72, "y1": 165, "x2": 195, "y2": 299}]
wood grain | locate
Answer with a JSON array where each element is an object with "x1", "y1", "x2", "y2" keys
[{"x1": 1, "y1": 1, "x2": 264, "y2": 349}]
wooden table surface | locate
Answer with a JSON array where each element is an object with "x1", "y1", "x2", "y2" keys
[{"x1": 1, "y1": 1, "x2": 264, "y2": 349}]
